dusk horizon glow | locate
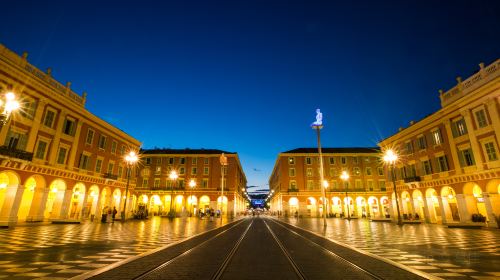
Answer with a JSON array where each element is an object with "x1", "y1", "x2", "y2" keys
[{"x1": 1, "y1": 1, "x2": 499, "y2": 190}]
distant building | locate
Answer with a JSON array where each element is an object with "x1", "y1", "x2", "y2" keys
[
  {"x1": 0, "y1": 44, "x2": 141, "y2": 226},
  {"x1": 268, "y1": 147, "x2": 388, "y2": 218},
  {"x1": 135, "y1": 149, "x2": 248, "y2": 217},
  {"x1": 379, "y1": 59, "x2": 500, "y2": 227}
]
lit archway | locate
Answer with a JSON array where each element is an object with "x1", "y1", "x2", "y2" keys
[
  {"x1": 84, "y1": 185, "x2": 100, "y2": 219},
  {"x1": 44, "y1": 179, "x2": 67, "y2": 219},
  {"x1": 331, "y1": 197, "x2": 342, "y2": 215},
  {"x1": 289, "y1": 197, "x2": 299, "y2": 216},
  {"x1": 367, "y1": 196, "x2": 379, "y2": 218},
  {"x1": 344, "y1": 196, "x2": 353, "y2": 217},
  {"x1": 69, "y1": 183, "x2": 86, "y2": 219},
  {"x1": 355, "y1": 196, "x2": 366, "y2": 218},
  {"x1": 0, "y1": 171, "x2": 21, "y2": 217},
  {"x1": 411, "y1": 190, "x2": 424, "y2": 220},
  {"x1": 18, "y1": 175, "x2": 46, "y2": 222},
  {"x1": 425, "y1": 188, "x2": 440, "y2": 223},
  {"x1": 380, "y1": 196, "x2": 389, "y2": 218},
  {"x1": 307, "y1": 197, "x2": 317, "y2": 217},
  {"x1": 217, "y1": 196, "x2": 227, "y2": 215},
  {"x1": 441, "y1": 186, "x2": 460, "y2": 222},
  {"x1": 400, "y1": 191, "x2": 412, "y2": 218},
  {"x1": 187, "y1": 195, "x2": 198, "y2": 216},
  {"x1": 199, "y1": 196, "x2": 210, "y2": 213}
]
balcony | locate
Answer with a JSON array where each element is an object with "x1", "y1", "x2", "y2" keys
[
  {"x1": 288, "y1": 188, "x2": 299, "y2": 192},
  {"x1": 0, "y1": 146, "x2": 33, "y2": 161},
  {"x1": 404, "y1": 176, "x2": 421, "y2": 183},
  {"x1": 103, "y1": 173, "x2": 118, "y2": 180}
]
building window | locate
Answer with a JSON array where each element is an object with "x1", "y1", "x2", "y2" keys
[
  {"x1": 204, "y1": 167, "x2": 209, "y2": 175},
  {"x1": 202, "y1": 179, "x2": 208, "y2": 188},
  {"x1": 180, "y1": 167, "x2": 185, "y2": 175},
  {"x1": 353, "y1": 157, "x2": 359, "y2": 164},
  {"x1": 329, "y1": 168, "x2": 337, "y2": 177},
  {"x1": 422, "y1": 160, "x2": 433, "y2": 175},
  {"x1": 405, "y1": 142, "x2": 414, "y2": 154},
  {"x1": 107, "y1": 162, "x2": 115, "y2": 174},
  {"x1": 353, "y1": 167, "x2": 360, "y2": 176},
  {"x1": 141, "y1": 168, "x2": 150, "y2": 177},
  {"x1": 178, "y1": 179, "x2": 185, "y2": 189},
  {"x1": 341, "y1": 157, "x2": 346, "y2": 164},
  {"x1": 120, "y1": 145, "x2": 125, "y2": 155},
  {"x1": 331, "y1": 180, "x2": 338, "y2": 189},
  {"x1": 452, "y1": 118, "x2": 468, "y2": 137},
  {"x1": 306, "y1": 168, "x2": 313, "y2": 177},
  {"x1": 5, "y1": 130, "x2": 28, "y2": 150},
  {"x1": 86, "y1": 129, "x2": 94, "y2": 145},
  {"x1": 34, "y1": 140, "x2": 48, "y2": 160},
  {"x1": 63, "y1": 118, "x2": 76, "y2": 136},
  {"x1": 57, "y1": 147, "x2": 67, "y2": 165},
  {"x1": 95, "y1": 159, "x2": 103, "y2": 173},
  {"x1": 169, "y1": 158, "x2": 174, "y2": 165},
  {"x1": 289, "y1": 180, "x2": 297, "y2": 190},
  {"x1": 21, "y1": 97, "x2": 37, "y2": 119},
  {"x1": 154, "y1": 178, "x2": 160, "y2": 188},
  {"x1": 118, "y1": 166, "x2": 123, "y2": 178},
  {"x1": 288, "y1": 157, "x2": 295, "y2": 165},
  {"x1": 377, "y1": 167, "x2": 384, "y2": 176},
  {"x1": 98, "y1": 135, "x2": 107, "y2": 149},
  {"x1": 379, "y1": 181, "x2": 386, "y2": 191},
  {"x1": 459, "y1": 148, "x2": 475, "y2": 167},
  {"x1": 142, "y1": 178, "x2": 149, "y2": 188},
  {"x1": 204, "y1": 158, "x2": 209, "y2": 165},
  {"x1": 289, "y1": 168, "x2": 295, "y2": 177},
  {"x1": 484, "y1": 142, "x2": 498, "y2": 161},
  {"x1": 306, "y1": 157, "x2": 312, "y2": 165},
  {"x1": 367, "y1": 180, "x2": 374, "y2": 191},
  {"x1": 111, "y1": 141, "x2": 117, "y2": 154},
  {"x1": 329, "y1": 157, "x2": 335, "y2": 164},
  {"x1": 145, "y1": 158, "x2": 151, "y2": 165},
  {"x1": 192, "y1": 157, "x2": 197, "y2": 164},
  {"x1": 355, "y1": 180, "x2": 362, "y2": 189},
  {"x1": 475, "y1": 109, "x2": 488, "y2": 128},
  {"x1": 432, "y1": 129, "x2": 443, "y2": 145},
  {"x1": 79, "y1": 154, "x2": 91, "y2": 170},
  {"x1": 366, "y1": 167, "x2": 372, "y2": 176},
  {"x1": 180, "y1": 157, "x2": 185, "y2": 164},
  {"x1": 436, "y1": 155, "x2": 449, "y2": 172},
  {"x1": 417, "y1": 136, "x2": 426, "y2": 150},
  {"x1": 306, "y1": 180, "x2": 314, "y2": 190},
  {"x1": 43, "y1": 109, "x2": 56, "y2": 128},
  {"x1": 192, "y1": 167, "x2": 197, "y2": 175},
  {"x1": 155, "y1": 166, "x2": 161, "y2": 175},
  {"x1": 157, "y1": 158, "x2": 162, "y2": 165}
]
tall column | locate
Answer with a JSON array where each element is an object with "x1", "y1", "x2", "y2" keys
[
  {"x1": 26, "y1": 187, "x2": 50, "y2": 222},
  {"x1": 0, "y1": 184, "x2": 25, "y2": 226},
  {"x1": 58, "y1": 189, "x2": 73, "y2": 220},
  {"x1": 456, "y1": 194, "x2": 471, "y2": 223},
  {"x1": 482, "y1": 193, "x2": 498, "y2": 227},
  {"x1": 67, "y1": 121, "x2": 84, "y2": 170},
  {"x1": 443, "y1": 120, "x2": 462, "y2": 174},
  {"x1": 47, "y1": 110, "x2": 67, "y2": 165},
  {"x1": 422, "y1": 197, "x2": 432, "y2": 223},
  {"x1": 461, "y1": 110, "x2": 483, "y2": 171},
  {"x1": 80, "y1": 191, "x2": 89, "y2": 220},
  {"x1": 437, "y1": 197, "x2": 447, "y2": 224},
  {"x1": 25, "y1": 100, "x2": 47, "y2": 152},
  {"x1": 410, "y1": 198, "x2": 417, "y2": 217},
  {"x1": 441, "y1": 199, "x2": 454, "y2": 222},
  {"x1": 485, "y1": 98, "x2": 500, "y2": 147}
]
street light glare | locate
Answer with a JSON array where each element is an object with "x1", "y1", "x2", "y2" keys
[
  {"x1": 340, "y1": 171, "x2": 349, "y2": 181},
  {"x1": 125, "y1": 151, "x2": 139, "y2": 164},
  {"x1": 169, "y1": 170, "x2": 178, "y2": 180},
  {"x1": 189, "y1": 179, "x2": 196, "y2": 188},
  {"x1": 383, "y1": 149, "x2": 398, "y2": 164}
]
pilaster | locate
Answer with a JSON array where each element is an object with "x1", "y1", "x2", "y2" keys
[
  {"x1": 461, "y1": 109, "x2": 484, "y2": 170},
  {"x1": 0, "y1": 184, "x2": 25, "y2": 226}
]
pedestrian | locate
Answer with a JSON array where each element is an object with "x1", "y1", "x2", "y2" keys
[
  {"x1": 112, "y1": 207, "x2": 118, "y2": 222},
  {"x1": 210, "y1": 208, "x2": 214, "y2": 221}
]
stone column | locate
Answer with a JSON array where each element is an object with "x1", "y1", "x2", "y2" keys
[
  {"x1": 67, "y1": 121, "x2": 84, "y2": 170},
  {"x1": 26, "y1": 187, "x2": 49, "y2": 222},
  {"x1": 47, "y1": 111, "x2": 67, "y2": 165},
  {"x1": 456, "y1": 194, "x2": 471, "y2": 223},
  {"x1": 58, "y1": 189, "x2": 73, "y2": 220},
  {"x1": 443, "y1": 120, "x2": 462, "y2": 174},
  {"x1": 461, "y1": 109, "x2": 483, "y2": 170},
  {"x1": 94, "y1": 193, "x2": 103, "y2": 222},
  {"x1": 482, "y1": 192, "x2": 498, "y2": 227},
  {"x1": 80, "y1": 191, "x2": 89, "y2": 220},
  {"x1": 422, "y1": 197, "x2": 432, "y2": 223},
  {"x1": 0, "y1": 184, "x2": 25, "y2": 226},
  {"x1": 441, "y1": 199, "x2": 454, "y2": 222},
  {"x1": 25, "y1": 100, "x2": 47, "y2": 153},
  {"x1": 299, "y1": 201, "x2": 307, "y2": 217},
  {"x1": 437, "y1": 197, "x2": 447, "y2": 224}
]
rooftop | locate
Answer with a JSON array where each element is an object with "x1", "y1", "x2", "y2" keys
[
  {"x1": 282, "y1": 147, "x2": 380, "y2": 154},
  {"x1": 141, "y1": 148, "x2": 235, "y2": 155}
]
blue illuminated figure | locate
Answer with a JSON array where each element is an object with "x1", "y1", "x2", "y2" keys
[{"x1": 311, "y1": 108, "x2": 323, "y2": 127}]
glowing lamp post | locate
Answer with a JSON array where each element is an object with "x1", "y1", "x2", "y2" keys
[
  {"x1": 219, "y1": 153, "x2": 228, "y2": 221},
  {"x1": 340, "y1": 171, "x2": 350, "y2": 220},
  {"x1": 189, "y1": 179, "x2": 196, "y2": 216},
  {"x1": 383, "y1": 149, "x2": 403, "y2": 226},
  {"x1": 168, "y1": 170, "x2": 178, "y2": 218},
  {"x1": 0, "y1": 92, "x2": 20, "y2": 125},
  {"x1": 122, "y1": 151, "x2": 138, "y2": 221}
]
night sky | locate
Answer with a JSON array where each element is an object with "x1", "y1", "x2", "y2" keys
[{"x1": 1, "y1": 1, "x2": 499, "y2": 191}]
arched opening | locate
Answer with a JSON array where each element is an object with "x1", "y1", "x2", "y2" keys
[
  {"x1": 485, "y1": 180, "x2": 500, "y2": 218},
  {"x1": 441, "y1": 186, "x2": 460, "y2": 222},
  {"x1": 289, "y1": 197, "x2": 299, "y2": 216},
  {"x1": 355, "y1": 196, "x2": 366, "y2": 218},
  {"x1": 343, "y1": 196, "x2": 353, "y2": 218},
  {"x1": 18, "y1": 176, "x2": 46, "y2": 222},
  {"x1": 380, "y1": 196, "x2": 390, "y2": 218},
  {"x1": 425, "y1": 188, "x2": 441, "y2": 223},
  {"x1": 111, "y1": 189, "x2": 121, "y2": 209},
  {"x1": 100, "y1": 187, "x2": 112, "y2": 216},
  {"x1": 400, "y1": 191, "x2": 413, "y2": 218},
  {"x1": 411, "y1": 190, "x2": 424, "y2": 220},
  {"x1": 84, "y1": 185, "x2": 100, "y2": 219},
  {"x1": 367, "y1": 196, "x2": 379, "y2": 218},
  {"x1": 217, "y1": 196, "x2": 227, "y2": 215},
  {"x1": 331, "y1": 197, "x2": 342, "y2": 216},
  {"x1": 307, "y1": 197, "x2": 316, "y2": 217},
  {"x1": 463, "y1": 183, "x2": 489, "y2": 221},
  {"x1": 150, "y1": 195, "x2": 162, "y2": 215},
  {"x1": 187, "y1": 195, "x2": 197, "y2": 216},
  {"x1": 69, "y1": 183, "x2": 86, "y2": 219},
  {"x1": 0, "y1": 171, "x2": 21, "y2": 220},
  {"x1": 199, "y1": 196, "x2": 210, "y2": 214},
  {"x1": 44, "y1": 179, "x2": 67, "y2": 220}
]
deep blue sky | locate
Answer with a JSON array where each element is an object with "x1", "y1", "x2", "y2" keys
[{"x1": 1, "y1": 1, "x2": 499, "y2": 190}]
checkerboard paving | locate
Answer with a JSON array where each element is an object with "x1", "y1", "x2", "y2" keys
[
  {"x1": 0, "y1": 217, "x2": 230, "y2": 279},
  {"x1": 283, "y1": 217, "x2": 500, "y2": 279}
]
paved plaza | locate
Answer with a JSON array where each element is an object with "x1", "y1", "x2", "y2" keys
[
  {"x1": 281, "y1": 217, "x2": 500, "y2": 279},
  {"x1": 0, "y1": 216, "x2": 499, "y2": 279}
]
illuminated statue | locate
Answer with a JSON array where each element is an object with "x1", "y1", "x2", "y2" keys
[{"x1": 311, "y1": 108, "x2": 323, "y2": 127}]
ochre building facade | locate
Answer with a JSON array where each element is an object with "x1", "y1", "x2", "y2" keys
[
  {"x1": 379, "y1": 59, "x2": 500, "y2": 227},
  {"x1": 135, "y1": 149, "x2": 248, "y2": 217},
  {"x1": 268, "y1": 148, "x2": 390, "y2": 218}
]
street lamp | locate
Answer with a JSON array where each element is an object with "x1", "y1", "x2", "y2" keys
[
  {"x1": 383, "y1": 149, "x2": 403, "y2": 226},
  {"x1": 122, "y1": 151, "x2": 138, "y2": 221},
  {"x1": 311, "y1": 109, "x2": 327, "y2": 227},
  {"x1": 0, "y1": 91, "x2": 20, "y2": 125},
  {"x1": 219, "y1": 153, "x2": 228, "y2": 221},
  {"x1": 188, "y1": 179, "x2": 196, "y2": 216},
  {"x1": 168, "y1": 170, "x2": 178, "y2": 218},
  {"x1": 340, "y1": 171, "x2": 350, "y2": 220}
]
